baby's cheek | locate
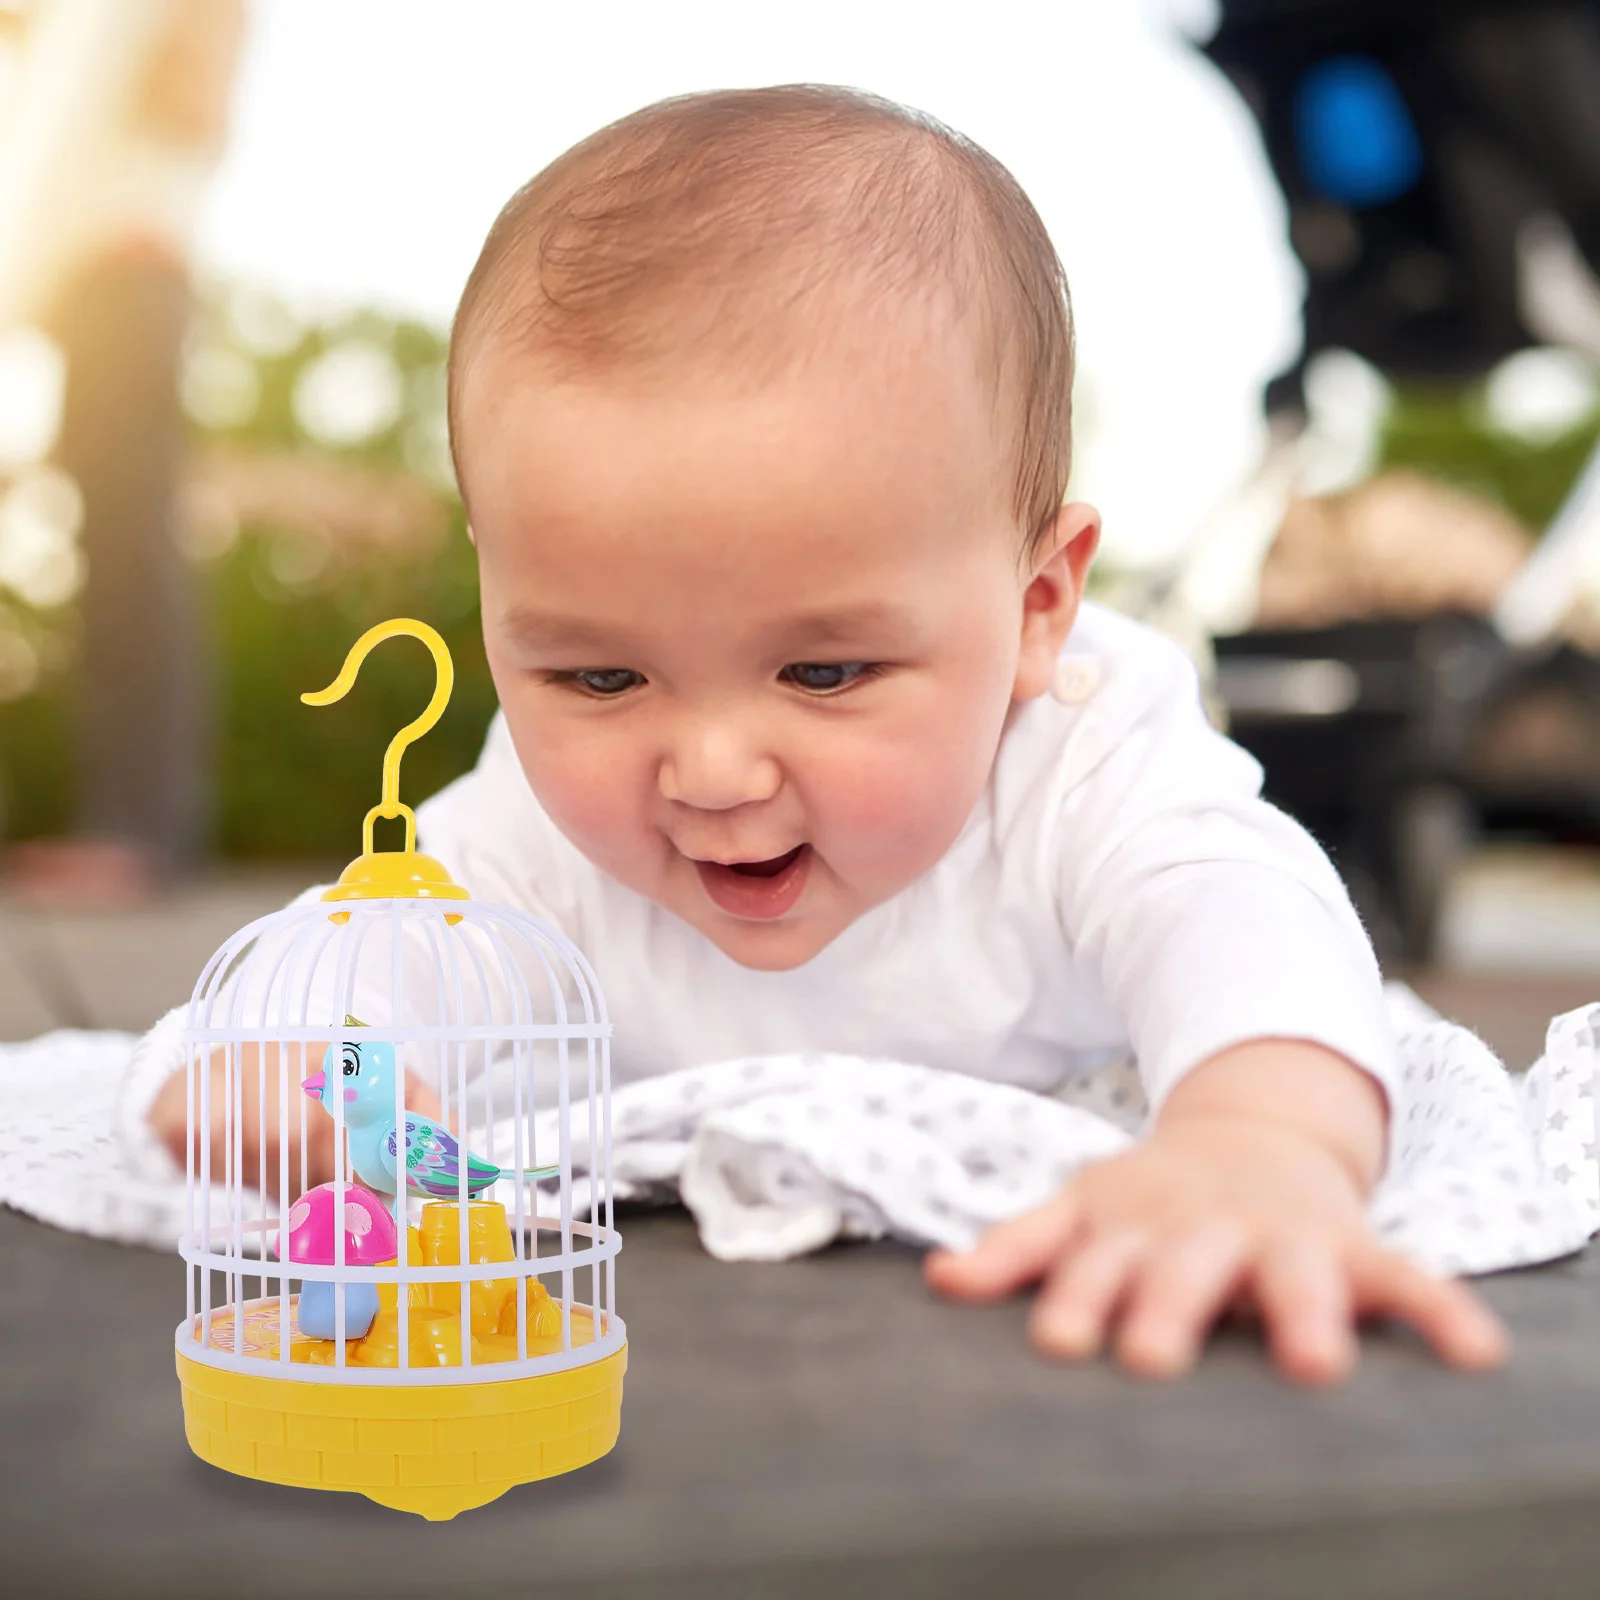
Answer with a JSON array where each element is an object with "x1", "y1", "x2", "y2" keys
[
  {"x1": 823, "y1": 753, "x2": 921, "y2": 832},
  {"x1": 519, "y1": 733, "x2": 653, "y2": 868},
  {"x1": 536, "y1": 758, "x2": 633, "y2": 844},
  {"x1": 815, "y1": 735, "x2": 976, "y2": 864},
  {"x1": 823, "y1": 671, "x2": 1005, "y2": 864}
]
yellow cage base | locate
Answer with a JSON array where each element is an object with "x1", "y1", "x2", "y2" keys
[{"x1": 176, "y1": 1341, "x2": 626, "y2": 1520}]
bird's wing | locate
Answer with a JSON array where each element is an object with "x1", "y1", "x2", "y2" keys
[
  {"x1": 388, "y1": 1118, "x2": 498, "y2": 1199},
  {"x1": 375, "y1": 1127, "x2": 399, "y2": 1190}
]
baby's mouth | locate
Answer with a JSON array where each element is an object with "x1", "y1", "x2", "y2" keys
[
  {"x1": 692, "y1": 844, "x2": 812, "y2": 920},
  {"x1": 725, "y1": 845, "x2": 806, "y2": 878}
]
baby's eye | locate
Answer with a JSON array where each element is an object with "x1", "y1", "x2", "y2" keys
[
  {"x1": 559, "y1": 668, "x2": 645, "y2": 697},
  {"x1": 782, "y1": 662, "x2": 874, "y2": 694}
]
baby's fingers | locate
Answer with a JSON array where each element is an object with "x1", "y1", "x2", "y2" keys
[
  {"x1": 1031, "y1": 1226, "x2": 1150, "y2": 1360},
  {"x1": 1116, "y1": 1223, "x2": 1252, "y2": 1378},
  {"x1": 925, "y1": 1192, "x2": 1080, "y2": 1301},
  {"x1": 1254, "y1": 1237, "x2": 1356, "y2": 1385},
  {"x1": 1351, "y1": 1248, "x2": 1509, "y2": 1371}
]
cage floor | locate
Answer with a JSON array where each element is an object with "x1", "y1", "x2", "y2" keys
[{"x1": 190, "y1": 1294, "x2": 599, "y2": 1369}]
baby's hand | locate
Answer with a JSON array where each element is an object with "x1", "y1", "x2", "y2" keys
[
  {"x1": 925, "y1": 1042, "x2": 1509, "y2": 1384},
  {"x1": 149, "y1": 1046, "x2": 442, "y2": 1203}
]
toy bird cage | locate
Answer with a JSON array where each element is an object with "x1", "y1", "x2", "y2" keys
[{"x1": 174, "y1": 620, "x2": 624, "y2": 1520}]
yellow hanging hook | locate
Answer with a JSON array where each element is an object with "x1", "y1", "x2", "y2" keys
[{"x1": 302, "y1": 618, "x2": 469, "y2": 908}]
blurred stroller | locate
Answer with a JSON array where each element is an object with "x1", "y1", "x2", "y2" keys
[{"x1": 1179, "y1": 0, "x2": 1600, "y2": 960}]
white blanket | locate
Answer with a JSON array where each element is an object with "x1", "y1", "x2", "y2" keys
[{"x1": 3, "y1": 991, "x2": 1598, "y2": 1277}]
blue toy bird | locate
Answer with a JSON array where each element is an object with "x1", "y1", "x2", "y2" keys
[{"x1": 302, "y1": 1017, "x2": 560, "y2": 1200}]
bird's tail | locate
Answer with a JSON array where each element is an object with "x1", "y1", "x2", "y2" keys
[{"x1": 513, "y1": 1164, "x2": 562, "y2": 1183}]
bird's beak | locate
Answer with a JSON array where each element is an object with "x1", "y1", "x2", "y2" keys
[{"x1": 302, "y1": 1071, "x2": 326, "y2": 1097}]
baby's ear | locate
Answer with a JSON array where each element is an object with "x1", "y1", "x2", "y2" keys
[{"x1": 1013, "y1": 503, "x2": 1101, "y2": 702}]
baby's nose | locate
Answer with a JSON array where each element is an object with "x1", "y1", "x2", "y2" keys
[{"x1": 659, "y1": 718, "x2": 782, "y2": 811}]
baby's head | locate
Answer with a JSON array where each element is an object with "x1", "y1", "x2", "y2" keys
[{"x1": 448, "y1": 85, "x2": 1099, "y2": 971}]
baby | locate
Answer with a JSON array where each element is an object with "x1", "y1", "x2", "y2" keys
[{"x1": 148, "y1": 84, "x2": 1504, "y2": 1383}]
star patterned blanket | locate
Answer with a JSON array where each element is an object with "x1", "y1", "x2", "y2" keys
[{"x1": 2, "y1": 989, "x2": 1597, "y2": 1278}]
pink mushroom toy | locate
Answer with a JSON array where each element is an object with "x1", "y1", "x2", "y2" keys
[{"x1": 284, "y1": 1181, "x2": 399, "y2": 1340}]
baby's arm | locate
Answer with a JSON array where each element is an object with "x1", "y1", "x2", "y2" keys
[
  {"x1": 148, "y1": 1042, "x2": 442, "y2": 1201},
  {"x1": 929, "y1": 618, "x2": 1505, "y2": 1380},
  {"x1": 928, "y1": 1038, "x2": 1505, "y2": 1382},
  {"x1": 150, "y1": 1041, "x2": 333, "y2": 1199}
]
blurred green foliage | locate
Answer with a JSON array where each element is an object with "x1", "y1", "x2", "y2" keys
[
  {"x1": 1379, "y1": 386, "x2": 1600, "y2": 531},
  {"x1": 0, "y1": 291, "x2": 497, "y2": 859},
  {"x1": 0, "y1": 684, "x2": 71, "y2": 841},
  {"x1": 0, "y1": 284, "x2": 1596, "y2": 860},
  {"x1": 207, "y1": 527, "x2": 492, "y2": 860}
]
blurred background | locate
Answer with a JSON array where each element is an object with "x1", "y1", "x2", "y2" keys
[{"x1": 0, "y1": 0, "x2": 1598, "y2": 1047}]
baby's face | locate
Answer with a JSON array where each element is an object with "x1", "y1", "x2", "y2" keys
[{"x1": 459, "y1": 314, "x2": 1096, "y2": 970}]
